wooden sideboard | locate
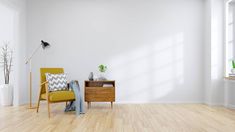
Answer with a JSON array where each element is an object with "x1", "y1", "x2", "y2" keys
[{"x1": 84, "y1": 80, "x2": 115, "y2": 108}]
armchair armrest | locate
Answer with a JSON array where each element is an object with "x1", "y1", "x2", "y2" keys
[{"x1": 41, "y1": 81, "x2": 48, "y2": 86}]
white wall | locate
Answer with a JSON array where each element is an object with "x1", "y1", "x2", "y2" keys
[
  {"x1": 210, "y1": 0, "x2": 224, "y2": 105},
  {"x1": 204, "y1": 0, "x2": 212, "y2": 104},
  {"x1": 204, "y1": 0, "x2": 224, "y2": 106},
  {"x1": 26, "y1": 0, "x2": 205, "y2": 103},
  {"x1": 224, "y1": 80, "x2": 235, "y2": 108},
  {"x1": 0, "y1": 0, "x2": 27, "y2": 105}
]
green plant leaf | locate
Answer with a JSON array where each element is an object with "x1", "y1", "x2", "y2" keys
[
  {"x1": 233, "y1": 60, "x2": 235, "y2": 69},
  {"x1": 98, "y1": 64, "x2": 107, "y2": 72}
]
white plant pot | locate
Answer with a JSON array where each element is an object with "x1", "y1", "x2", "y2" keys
[
  {"x1": 98, "y1": 73, "x2": 107, "y2": 80},
  {"x1": 0, "y1": 84, "x2": 13, "y2": 106},
  {"x1": 231, "y1": 69, "x2": 235, "y2": 74}
]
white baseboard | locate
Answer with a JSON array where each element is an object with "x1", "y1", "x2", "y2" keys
[
  {"x1": 226, "y1": 104, "x2": 235, "y2": 109},
  {"x1": 115, "y1": 101, "x2": 204, "y2": 104},
  {"x1": 19, "y1": 100, "x2": 233, "y2": 107},
  {"x1": 204, "y1": 102, "x2": 224, "y2": 106}
]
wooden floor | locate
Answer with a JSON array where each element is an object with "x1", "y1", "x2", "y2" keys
[{"x1": 0, "y1": 103, "x2": 235, "y2": 132}]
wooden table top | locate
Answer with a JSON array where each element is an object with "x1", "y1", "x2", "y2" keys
[
  {"x1": 224, "y1": 77, "x2": 235, "y2": 80},
  {"x1": 85, "y1": 80, "x2": 115, "y2": 82}
]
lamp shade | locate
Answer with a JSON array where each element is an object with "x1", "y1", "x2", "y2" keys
[{"x1": 41, "y1": 40, "x2": 50, "y2": 49}]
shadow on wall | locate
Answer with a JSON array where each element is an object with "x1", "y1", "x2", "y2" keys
[{"x1": 107, "y1": 33, "x2": 184, "y2": 102}]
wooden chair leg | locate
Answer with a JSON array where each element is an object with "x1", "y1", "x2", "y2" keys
[
  {"x1": 65, "y1": 101, "x2": 67, "y2": 107},
  {"x1": 37, "y1": 87, "x2": 42, "y2": 113},
  {"x1": 47, "y1": 101, "x2": 51, "y2": 118},
  {"x1": 36, "y1": 99, "x2": 40, "y2": 113},
  {"x1": 45, "y1": 83, "x2": 50, "y2": 118}
]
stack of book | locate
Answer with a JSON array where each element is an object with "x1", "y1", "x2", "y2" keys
[
  {"x1": 103, "y1": 84, "x2": 113, "y2": 87},
  {"x1": 228, "y1": 73, "x2": 235, "y2": 80},
  {"x1": 229, "y1": 73, "x2": 235, "y2": 77}
]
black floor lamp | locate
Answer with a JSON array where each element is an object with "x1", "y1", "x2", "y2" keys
[{"x1": 25, "y1": 40, "x2": 50, "y2": 109}]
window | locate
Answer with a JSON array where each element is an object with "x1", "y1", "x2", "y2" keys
[{"x1": 225, "y1": 1, "x2": 235, "y2": 76}]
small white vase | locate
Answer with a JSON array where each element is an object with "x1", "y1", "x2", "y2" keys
[
  {"x1": 98, "y1": 72, "x2": 107, "y2": 80},
  {"x1": 231, "y1": 69, "x2": 235, "y2": 74},
  {"x1": 0, "y1": 84, "x2": 13, "y2": 106}
]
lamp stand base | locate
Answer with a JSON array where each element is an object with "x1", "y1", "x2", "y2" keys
[{"x1": 27, "y1": 106, "x2": 37, "y2": 109}]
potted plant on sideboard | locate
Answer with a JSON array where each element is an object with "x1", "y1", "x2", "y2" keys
[
  {"x1": 0, "y1": 44, "x2": 13, "y2": 106},
  {"x1": 98, "y1": 64, "x2": 107, "y2": 80}
]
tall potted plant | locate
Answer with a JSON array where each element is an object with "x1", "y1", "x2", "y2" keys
[{"x1": 0, "y1": 44, "x2": 13, "y2": 106}]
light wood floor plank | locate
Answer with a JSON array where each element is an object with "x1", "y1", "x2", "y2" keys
[{"x1": 0, "y1": 103, "x2": 235, "y2": 132}]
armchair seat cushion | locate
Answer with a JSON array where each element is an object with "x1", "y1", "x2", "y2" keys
[{"x1": 41, "y1": 91, "x2": 75, "y2": 102}]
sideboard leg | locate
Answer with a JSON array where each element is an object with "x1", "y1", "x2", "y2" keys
[
  {"x1": 111, "y1": 102, "x2": 113, "y2": 109},
  {"x1": 87, "y1": 102, "x2": 89, "y2": 109}
]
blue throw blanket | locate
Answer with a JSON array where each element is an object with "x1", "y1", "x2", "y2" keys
[{"x1": 64, "y1": 80, "x2": 85, "y2": 115}]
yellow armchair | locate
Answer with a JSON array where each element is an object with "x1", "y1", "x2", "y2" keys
[{"x1": 36, "y1": 68, "x2": 75, "y2": 118}]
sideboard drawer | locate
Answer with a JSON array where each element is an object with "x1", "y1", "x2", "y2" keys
[{"x1": 85, "y1": 87, "x2": 115, "y2": 102}]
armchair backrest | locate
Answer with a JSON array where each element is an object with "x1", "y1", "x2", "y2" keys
[{"x1": 40, "y1": 68, "x2": 64, "y2": 93}]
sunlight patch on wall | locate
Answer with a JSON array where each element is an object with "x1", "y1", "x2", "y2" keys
[{"x1": 107, "y1": 33, "x2": 184, "y2": 102}]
